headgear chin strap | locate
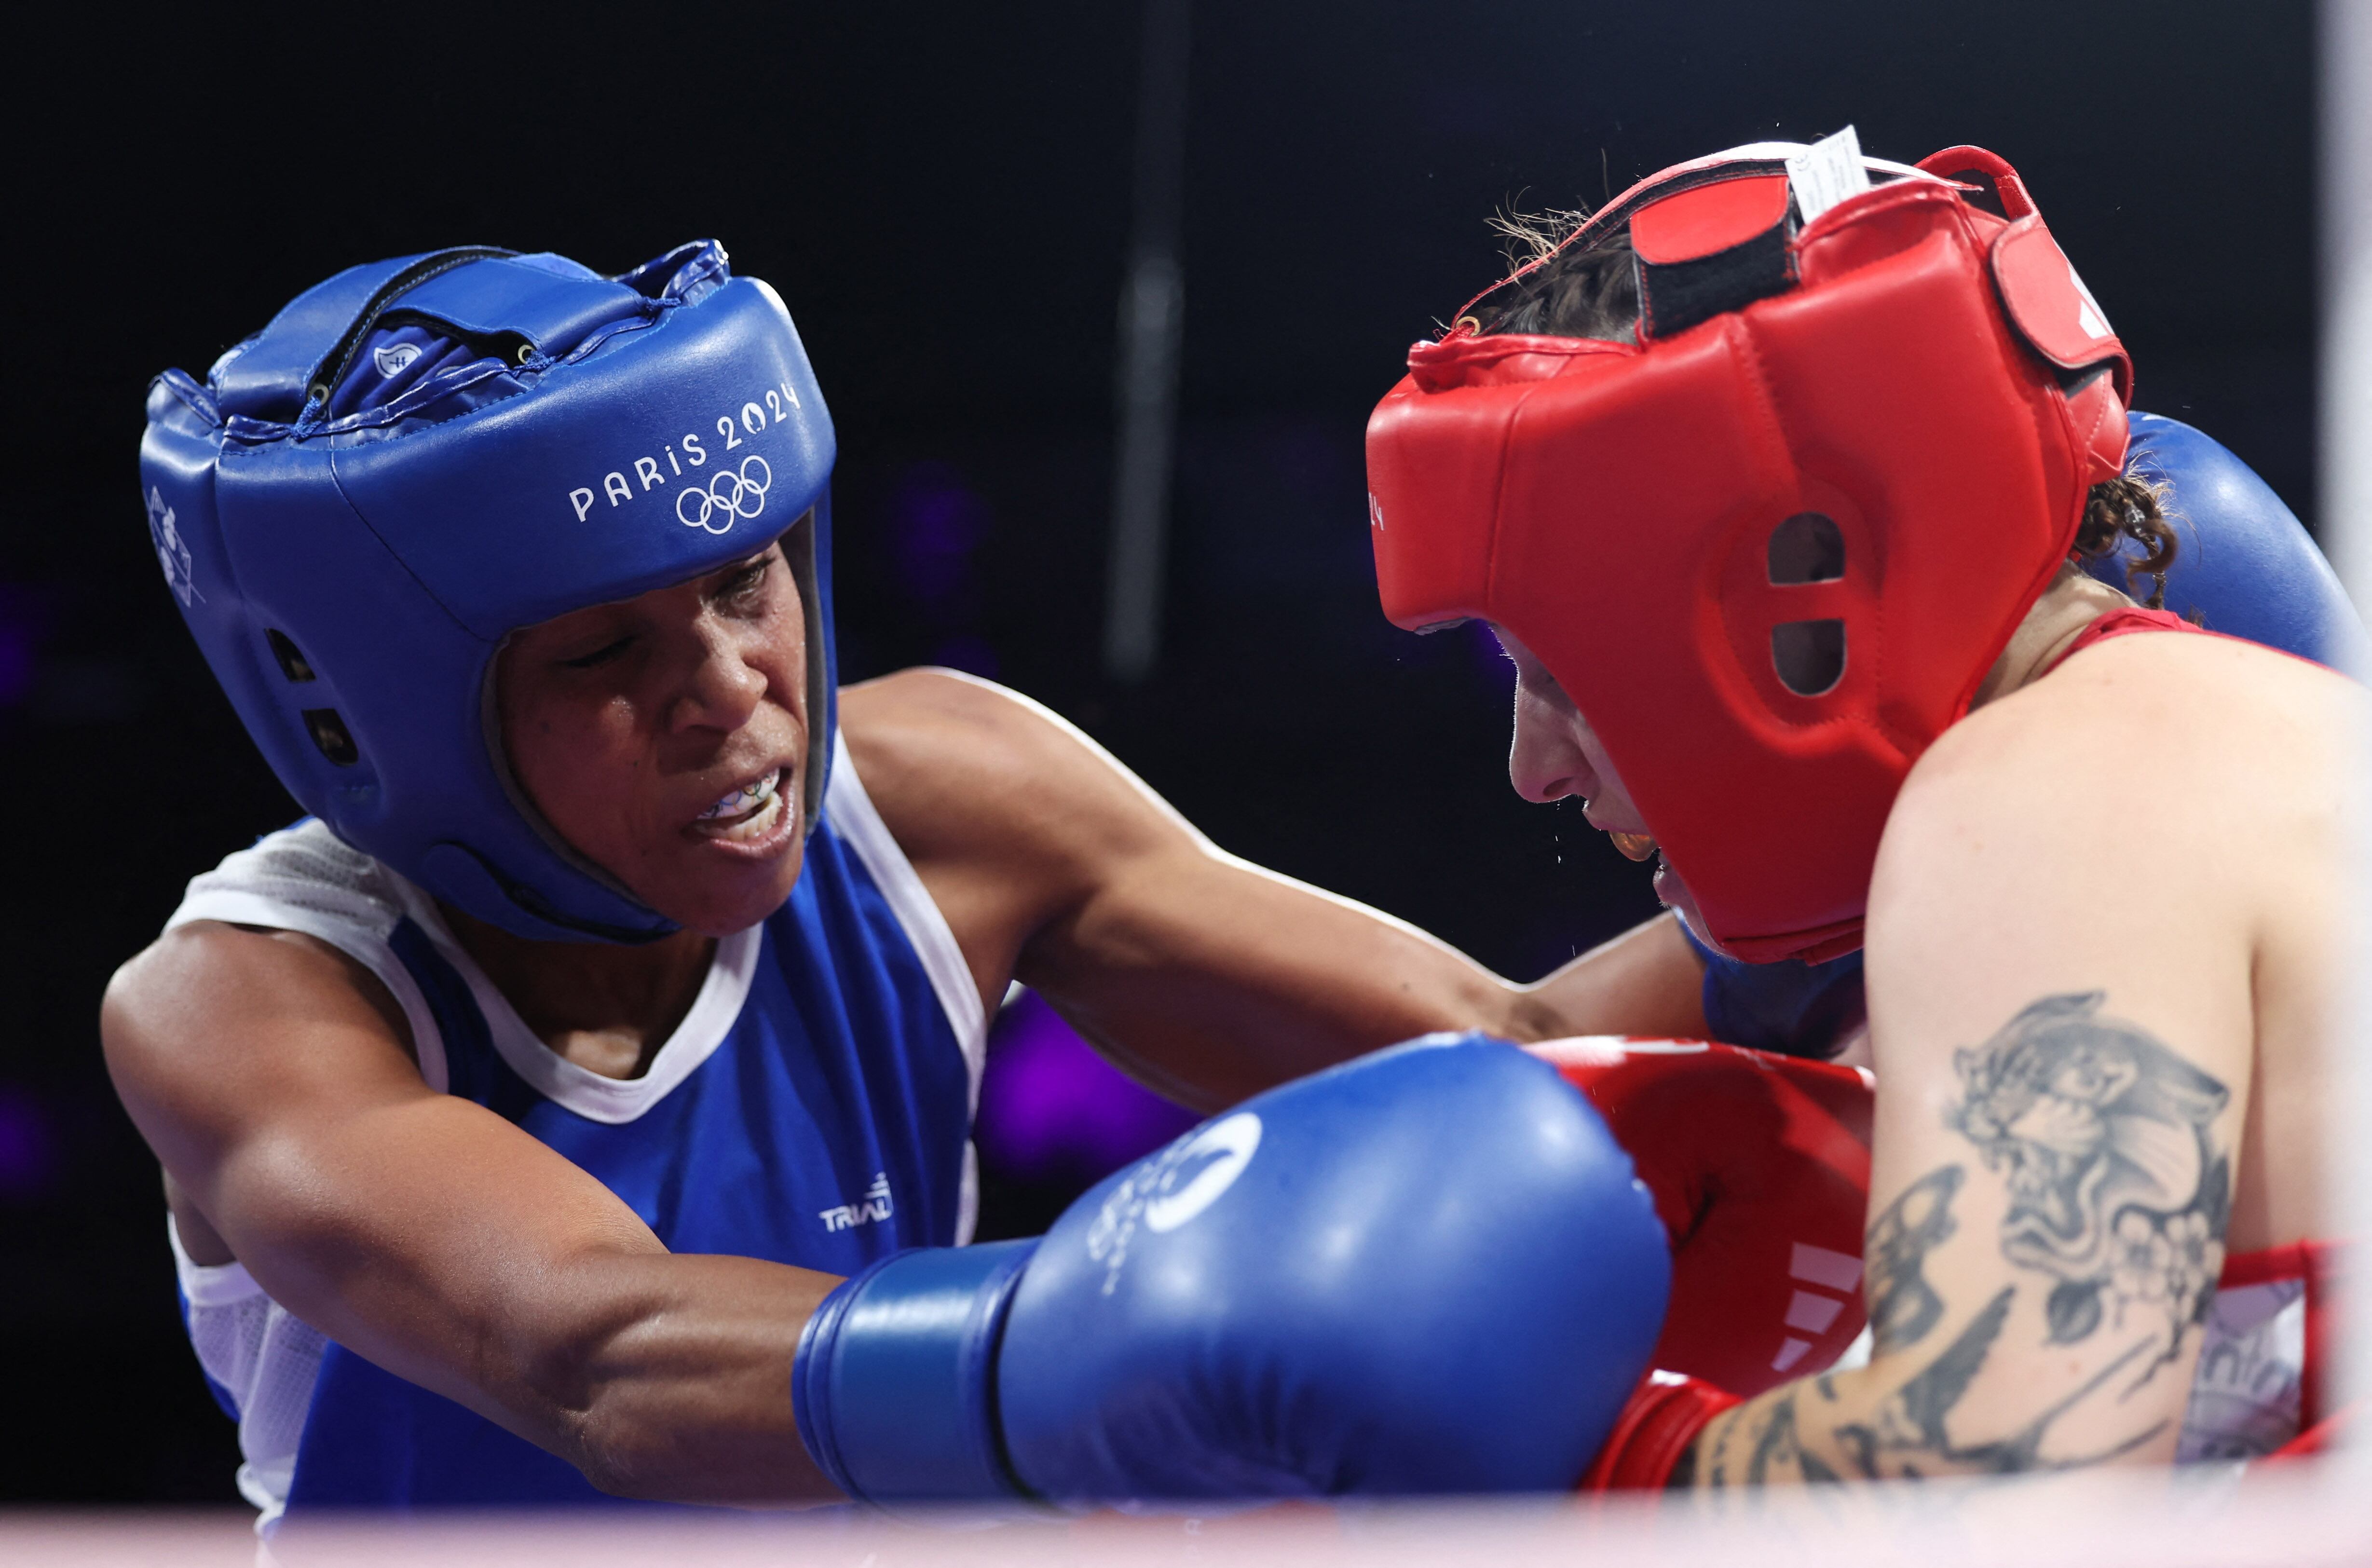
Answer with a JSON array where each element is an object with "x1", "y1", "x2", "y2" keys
[
  {"x1": 141, "y1": 240, "x2": 839, "y2": 943},
  {"x1": 1366, "y1": 141, "x2": 2132, "y2": 963}
]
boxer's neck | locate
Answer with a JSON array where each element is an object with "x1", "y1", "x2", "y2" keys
[
  {"x1": 1968, "y1": 564, "x2": 2135, "y2": 712},
  {"x1": 438, "y1": 901, "x2": 717, "y2": 1080}
]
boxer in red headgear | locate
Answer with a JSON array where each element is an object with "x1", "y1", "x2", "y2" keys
[{"x1": 1368, "y1": 132, "x2": 2359, "y2": 1482}]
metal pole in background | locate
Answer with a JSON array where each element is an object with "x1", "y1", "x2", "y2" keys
[
  {"x1": 1103, "y1": 0, "x2": 1191, "y2": 683},
  {"x1": 2320, "y1": 0, "x2": 2372, "y2": 1457}
]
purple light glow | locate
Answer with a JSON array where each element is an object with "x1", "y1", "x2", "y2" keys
[
  {"x1": 927, "y1": 634, "x2": 1000, "y2": 679},
  {"x1": 974, "y1": 992, "x2": 1201, "y2": 1186},
  {"x1": 1465, "y1": 618, "x2": 1516, "y2": 695},
  {"x1": 0, "y1": 1086, "x2": 59, "y2": 1201},
  {"x1": 889, "y1": 462, "x2": 990, "y2": 610},
  {"x1": 0, "y1": 583, "x2": 55, "y2": 709}
]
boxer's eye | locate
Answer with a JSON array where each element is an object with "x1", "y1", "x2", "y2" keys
[
  {"x1": 562, "y1": 636, "x2": 634, "y2": 670},
  {"x1": 718, "y1": 559, "x2": 770, "y2": 604}
]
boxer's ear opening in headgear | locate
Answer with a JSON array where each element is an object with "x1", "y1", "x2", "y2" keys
[
  {"x1": 303, "y1": 709, "x2": 360, "y2": 766},
  {"x1": 266, "y1": 629, "x2": 317, "y2": 683},
  {"x1": 1771, "y1": 621, "x2": 1847, "y2": 697},
  {"x1": 1767, "y1": 514, "x2": 1845, "y2": 585}
]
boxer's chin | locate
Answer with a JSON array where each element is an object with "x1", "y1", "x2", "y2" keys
[{"x1": 1653, "y1": 861, "x2": 1734, "y2": 960}]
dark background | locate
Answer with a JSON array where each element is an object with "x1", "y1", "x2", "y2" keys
[{"x1": 2, "y1": 0, "x2": 2317, "y2": 1504}]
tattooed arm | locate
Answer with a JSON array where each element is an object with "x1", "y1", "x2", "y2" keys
[
  {"x1": 1680, "y1": 642, "x2": 2289, "y2": 1490},
  {"x1": 1689, "y1": 998, "x2": 2234, "y2": 1488}
]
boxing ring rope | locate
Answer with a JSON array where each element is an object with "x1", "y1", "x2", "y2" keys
[
  {"x1": 3, "y1": 1466, "x2": 2366, "y2": 1566},
  {"x1": 2321, "y1": 0, "x2": 2372, "y2": 1468},
  {"x1": 1103, "y1": 0, "x2": 1191, "y2": 682}
]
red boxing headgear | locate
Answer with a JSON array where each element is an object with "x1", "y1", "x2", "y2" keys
[{"x1": 1366, "y1": 140, "x2": 2133, "y2": 963}]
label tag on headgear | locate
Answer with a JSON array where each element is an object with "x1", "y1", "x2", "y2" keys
[{"x1": 1786, "y1": 126, "x2": 1872, "y2": 225}]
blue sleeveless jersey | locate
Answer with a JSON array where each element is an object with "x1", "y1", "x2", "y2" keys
[{"x1": 167, "y1": 775, "x2": 980, "y2": 1512}]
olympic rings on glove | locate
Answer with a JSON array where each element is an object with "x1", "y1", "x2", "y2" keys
[{"x1": 676, "y1": 455, "x2": 772, "y2": 535}]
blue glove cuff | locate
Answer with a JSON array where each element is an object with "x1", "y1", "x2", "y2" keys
[
  {"x1": 792, "y1": 1238, "x2": 1040, "y2": 1504},
  {"x1": 1687, "y1": 931, "x2": 1867, "y2": 1061},
  {"x1": 1674, "y1": 916, "x2": 1721, "y2": 968}
]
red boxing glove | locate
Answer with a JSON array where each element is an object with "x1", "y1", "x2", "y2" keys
[
  {"x1": 1529, "y1": 1038, "x2": 1874, "y2": 1398},
  {"x1": 1578, "y1": 1371, "x2": 1744, "y2": 1490}
]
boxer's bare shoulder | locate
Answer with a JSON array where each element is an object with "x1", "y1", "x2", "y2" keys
[
  {"x1": 104, "y1": 922, "x2": 421, "y2": 1108},
  {"x1": 1928, "y1": 623, "x2": 2356, "y2": 790},
  {"x1": 102, "y1": 922, "x2": 428, "y2": 1267},
  {"x1": 836, "y1": 667, "x2": 1205, "y2": 1017},
  {"x1": 1869, "y1": 627, "x2": 2356, "y2": 1251},
  {"x1": 838, "y1": 666, "x2": 1186, "y2": 892},
  {"x1": 1885, "y1": 627, "x2": 2359, "y2": 932}
]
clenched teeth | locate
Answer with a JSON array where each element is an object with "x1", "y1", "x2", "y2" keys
[
  {"x1": 690, "y1": 768, "x2": 792, "y2": 845},
  {"x1": 699, "y1": 771, "x2": 780, "y2": 821}
]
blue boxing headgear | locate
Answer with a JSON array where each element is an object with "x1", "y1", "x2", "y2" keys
[{"x1": 139, "y1": 241, "x2": 838, "y2": 942}]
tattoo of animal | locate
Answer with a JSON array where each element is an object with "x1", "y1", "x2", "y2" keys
[
  {"x1": 1864, "y1": 1165, "x2": 1963, "y2": 1353},
  {"x1": 1945, "y1": 993, "x2": 2230, "y2": 1364}
]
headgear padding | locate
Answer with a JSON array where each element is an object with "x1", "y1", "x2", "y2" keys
[
  {"x1": 141, "y1": 241, "x2": 838, "y2": 942},
  {"x1": 1366, "y1": 143, "x2": 2131, "y2": 962}
]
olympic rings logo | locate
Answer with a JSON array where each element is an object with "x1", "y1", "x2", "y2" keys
[{"x1": 676, "y1": 456, "x2": 772, "y2": 535}]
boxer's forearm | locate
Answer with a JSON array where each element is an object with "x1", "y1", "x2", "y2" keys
[
  {"x1": 227, "y1": 1195, "x2": 845, "y2": 1505},
  {"x1": 1519, "y1": 913, "x2": 1710, "y2": 1041},
  {"x1": 1079, "y1": 867, "x2": 1740, "y2": 1078},
  {"x1": 1681, "y1": 1315, "x2": 2185, "y2": 1488},
  {"x1": 1021, "y1": 847, "x2": 1532, "y2": 1109},
  {"x1": 107, "y1": 928, "x2": 846, "y2": 1508},
  {"x1": 1684, "y1": 1364, "x2": 1885, "y2": 1487},
  {"x1": 1683, "y1": 1360, "x2": 2020, "y2": 1489},
  {"x1": 1031, "y1": 892, "x2": 1709, "y2": 1109},
  {"x1": 543, "y1": 1252, "x2": 843, "y2": 1505}
]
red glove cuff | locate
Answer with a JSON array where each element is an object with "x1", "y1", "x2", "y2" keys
[{"x1": 1579, "y1": 1371, "x2": 1745, "y2": 1491}]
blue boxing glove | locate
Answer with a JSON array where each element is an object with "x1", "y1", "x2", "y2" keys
[
  {"x1": 2106, "y1": 413, "x2": 2370, "y2": 673},
  {"x1": 1681, "y1": 916, "x2": 1866, "y2": 1061},
  {"x1": 793, "y1": 1035, "x2": 1670, "y2": 1506}
]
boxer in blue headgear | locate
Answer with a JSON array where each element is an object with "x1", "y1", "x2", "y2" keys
[
  {"x1": 105, "y1": 241, "x2": 1682, "y2": 1520},
  {"x1": 139, "y1": 241, "x2": 838, "y2": 943}
]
